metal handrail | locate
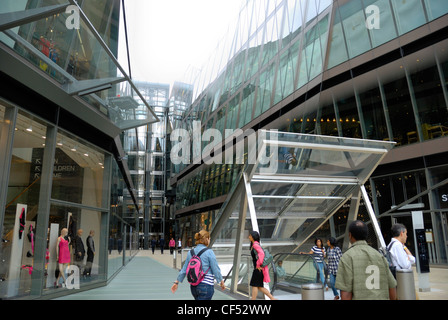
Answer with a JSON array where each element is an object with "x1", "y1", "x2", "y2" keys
[{"x1": 271, "y1": 252, "x2": 326, "y2": 293}]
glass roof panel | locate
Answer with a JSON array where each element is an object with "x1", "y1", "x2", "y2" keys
[{"x1": 212, "y1": 130, "x2": 395, "y2": 247}]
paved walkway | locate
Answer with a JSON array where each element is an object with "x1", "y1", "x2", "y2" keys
[
  {"x1": 55, "y1": 249, "x2": 448, "y2": 300},
  {"x1": 55, "y1": 250, "x2": 235, "y2": 300}
]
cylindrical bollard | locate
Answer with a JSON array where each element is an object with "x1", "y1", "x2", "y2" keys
[
  {"x1": 396, "y1": 269, "x2": 416, "y2": 300},
  {"x1": 302, "y1": 283, "x2": 324, "y2": 300}
]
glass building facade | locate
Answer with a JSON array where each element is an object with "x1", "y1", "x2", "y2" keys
[
  {"x1": 0, "y1": 1, "x2": 157, "y2": 299},
  {"x1": 169, "y1": 0, "x2": 448, "y2": 273}
]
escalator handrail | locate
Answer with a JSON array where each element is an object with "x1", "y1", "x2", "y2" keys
[{"x1": 270, "y1": 252, "x2": 327, "y2": 293}]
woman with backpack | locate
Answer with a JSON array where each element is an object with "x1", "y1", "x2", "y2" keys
[
  {"x1": 171, "y1": 230, "x2": 225, "y2": 300},
  {"x1": 249, "y1": 230, "x2": 276, "y2": 300}
]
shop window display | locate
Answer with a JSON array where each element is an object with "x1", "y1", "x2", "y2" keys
[{"x1": 1, "y1": 111, "x2": 47, "y2": 298}]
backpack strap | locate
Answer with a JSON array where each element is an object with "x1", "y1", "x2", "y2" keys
[
  {"x1": 196, "y1": 247, "x2": 209, "y2": 256},
  {"x1": 191, "y1": 247, "x2": 208, "y2": 256}
]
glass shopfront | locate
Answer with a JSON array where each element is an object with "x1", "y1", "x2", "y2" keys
[
  {"x1": 0, "y1": 101, "x2": 135, "y2": 299},
  {"x1": 371, "y1": 164, "x2": 448, "y2": 265}
]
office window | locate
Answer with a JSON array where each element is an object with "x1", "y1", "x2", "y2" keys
[
  {"x1": 391, "y1": 0, "x2": 427, "y2": 35},
  {"x1": 410, "y1": 64, "x2": 448, "y2": 141},
  {"x1": 359, "y1": 87, "x2": 389, "y2": 141},
  {"x1": 337, "y1": 95, "x2": 362, "y2": 138},
  {"x1": 327, "y1": 8, "x2": 348, "y2": 69},
  {"x1": 274, "y1": 39, "x2": 301, "y2": 104},
  {"x1": 424, "y1": 0, "x2": 448, "y2": 20},
  {"x1": 383, "y1": 75, "x2": 418, "y2": 145},
  {"x1": 239, "y1": 85, "x2": 256, "y2": 127},
  {"x1": 340, "y1": 0, "x2": 372, "y2": 59},
  {"x1": 318, "y1": 103, "x2": 338, "y2": 136},
  {"x1": 365, "y1": 0, "x2": 398, "y2": 47}
]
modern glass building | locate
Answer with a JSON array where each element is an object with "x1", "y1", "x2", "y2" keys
[
  {"x1": 169, "y1": 0, "x2": 448, "y2": 288},
  {"x1": 0, "y1": 1, "x2": 157, "y2": 299}
]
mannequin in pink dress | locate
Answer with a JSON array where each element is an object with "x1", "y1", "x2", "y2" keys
[{"x1": 56, "y1": 228, "x2": 71, "y2": 287}]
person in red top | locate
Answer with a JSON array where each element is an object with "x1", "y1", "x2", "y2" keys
[
  {"x1": 169, "y1": 237, "x2": 176, "y2": 254},
  {"x1": 249, "y1": 231, "x2": 276, "y2": 300}
]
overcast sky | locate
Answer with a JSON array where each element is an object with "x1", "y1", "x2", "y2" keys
[{"x1": 118, "y1": 0, "x2": 245, "y2": 86}]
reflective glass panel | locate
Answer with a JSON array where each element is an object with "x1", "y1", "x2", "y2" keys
[
  {"x1": 391, "y1": 0, "x2": 427, "y2": 35},
  {"x1": 51, "y1": 129, "x2": 106, "y2": 209},
  {"x1": 1, "y1": 111, "x2": 47, "y2": 299}
]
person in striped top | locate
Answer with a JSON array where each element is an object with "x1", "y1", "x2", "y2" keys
[{"x1": 301, "y1": 238, "x2": 326, "y2": 286}]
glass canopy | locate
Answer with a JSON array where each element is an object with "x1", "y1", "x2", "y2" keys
[
  {"x1": 210, "y1": 130, "x2": 395, "y2": 291},
  {"x1": 0, "y1": 1, "x2": 158, "y2": 131}
]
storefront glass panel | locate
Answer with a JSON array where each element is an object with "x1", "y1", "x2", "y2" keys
[
  {"x1": 0, "y1": 111, "x2": 47, "y2": 299},
  {"x1": 51, "y1": 130, "x2": 106, "y2": 208},
  {"x1": 42, "y1": 204, "x2": 104, "y2": 294}
]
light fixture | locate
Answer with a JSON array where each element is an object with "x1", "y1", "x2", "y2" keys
[{"x1": 26, "y1": 126, "x2": 33, "y2": 132}]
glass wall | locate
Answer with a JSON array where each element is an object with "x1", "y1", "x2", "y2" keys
[
  {"x1": 372, "y1": 165, "x2": 447, "y2": 265},
  {"x1": 327, "y1": 0, "x2": 448, "y2": 69},
  {"x1": 0, "y1": 104, "x2": 137, "y2": 299},
  {"x1": 0, "y1": 110, "x2": 47, "y2": 298}
]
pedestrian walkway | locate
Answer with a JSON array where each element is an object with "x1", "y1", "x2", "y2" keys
[{"x1": 54, "y1": 250, "x2": 235, "y2": 300}]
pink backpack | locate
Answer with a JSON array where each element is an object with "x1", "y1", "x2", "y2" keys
[{"x1": 186, "y1": 248, "x2": 210, "y2": 286}]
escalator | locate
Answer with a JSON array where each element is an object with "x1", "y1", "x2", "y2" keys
[{"x1": 221, "y1": 251, "x2": 328, "y2": 299}]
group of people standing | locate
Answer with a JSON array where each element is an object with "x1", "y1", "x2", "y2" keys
[
  {"x1": 55, "y1": 228, "x2": 95, "y2": 287},
  {"x1": 170, "y1": 220, "x2": 416, "y2": 301},
  {"x1": 301, "y1": 220, "x2": 416, "y2": 300}
]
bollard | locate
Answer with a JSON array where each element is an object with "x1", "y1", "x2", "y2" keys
[
  {"x1": 396, "y1": 269, "x2": 416, "y2": 300},
  {"x1": 302, "y1": 283, "x2": 324, "y2": 300}
]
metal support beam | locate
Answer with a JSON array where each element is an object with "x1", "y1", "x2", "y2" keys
[
  {"x1": 0, "y1": 3, "x2": 69, "y2": 32},
  {"x1": 342, "y1": 187, "x2": 361, "y2": 251},
  {"x1": 361, "y1": 185, "x2": 386, "y2": 250},
  {"x1": 30, "y1": 125, "x2": 57, "y2": 296},
  {"x1": 64, "y1": 77, "x2": 126, "y2": 96},
  {"x1": 230, "y1": 191, "x2": 246, "y2": 293},
  {"x1": 243, "y1": 172, "x2": 259, "y2": 233}
]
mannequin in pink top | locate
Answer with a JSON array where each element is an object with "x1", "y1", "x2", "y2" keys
[
  {"x1": 249, "y1": 231, "x2": 276, "y2": 300},
  {"x1": 56, "y1": 228, "x2": 71, "y2": 287}
]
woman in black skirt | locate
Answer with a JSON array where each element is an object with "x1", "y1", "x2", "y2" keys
[{"x1": 249, "y1": 231, "x2": 276, "y2": 300}]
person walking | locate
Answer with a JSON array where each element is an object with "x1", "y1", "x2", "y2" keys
[
  {"x1": 335, "y1": 220, "x2": 397, "y2": 300},
  {"x1": 151, "y1": 237, "x2": 157, "y2": 254},
  {"x1": 249, "y1": 231, "x2": 276, "y2": 300},
  {"x1": 171, "y1": 230, "x2": 225, "y2": 300},
  {"x1": 159, "y1": 237, "x2": 165, "y2": 254},
  {"x1": 326, "y1": 237, "x2": 342, "y2": 300},
  {"x1": 169, "y1": 237, "x2": 176, "y2": 255}
]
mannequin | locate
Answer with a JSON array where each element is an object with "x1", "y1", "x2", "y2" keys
[{"x1": 55, "y1": 228, "x2": 71, "y2": 287}]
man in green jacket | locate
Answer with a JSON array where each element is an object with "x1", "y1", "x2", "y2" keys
[{"x1": 336, "y1": 220, "x2": 397, "y2": 300}]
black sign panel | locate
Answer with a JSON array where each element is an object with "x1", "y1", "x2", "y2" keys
[{"x1": 415, "y1": 229, "x2": 430, "y2": 273}]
